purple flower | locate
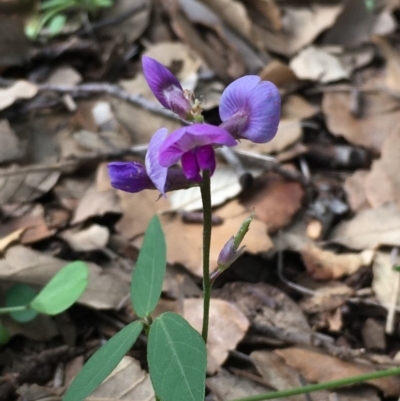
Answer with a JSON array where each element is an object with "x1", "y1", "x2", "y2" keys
[
  {"x1": 108, "y1": 128, "x2": 191, "y2": 195},
  {"x1": 159, "y1": 124, "x2": 237, "y2": 182},
  {"x1": 219, "y1": 75, "x2": 281, "y2": 144},
  {"x1": 142, "y1": 56, "x2": 191, "y2": 119}
]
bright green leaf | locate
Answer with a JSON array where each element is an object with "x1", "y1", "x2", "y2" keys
[
  {"x1": 5, "y1": 284, "x2": 37, "y2": 323},
  {"x1": 148, "y1": 312, "x2": 207, "y2": 401},
  {"x1": 47, "y1": 14, "x2": 67, "y2": 36},
  {"x1": 131, "y1": 216, "x2": 166, "y2": 318},
  {"x1": 63, "y1": 321, "x2": 143, "y2": 401},
  {"x1": 30, "y1": 261, "x2": 88, "y2": 315},
  {"x1": 0, "y1": 320, "x2": 10, "y2": 344}
]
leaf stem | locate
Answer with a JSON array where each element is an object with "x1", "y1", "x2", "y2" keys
[
  {"x1": 228, "y1": 366, "x2": 400, "y2": 401},
  {"x1": 0, "y1": 305, "x2": 29, "y2": 314},
  {"x1": 200, "y1": 170, "x2": 212, "y2": 343}
]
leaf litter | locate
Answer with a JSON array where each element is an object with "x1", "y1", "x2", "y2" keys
[{"x1": 4, "y1": 1, "x2": 400, "y2": 401}]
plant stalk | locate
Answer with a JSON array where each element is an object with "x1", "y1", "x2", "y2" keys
[
  {"x1": 200, "y1": 170, "x2": 212, "y2": 343},
  {"x1": 229, "y1": 366, "x2": 400, "y2": 401},
  {"x1": 0, "y1": 305, "x2": 28, "y2": 314}
]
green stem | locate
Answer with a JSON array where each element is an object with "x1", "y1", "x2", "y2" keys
[
  {"x1": 200, "y1": 170, "x2": 212, "y2": 343},
  {"x1": 229, "y1": 366, "x2": 400, "y2": 401},
  {"x1": 0, "y1": 305, "x2": 29, "y2": 314}
]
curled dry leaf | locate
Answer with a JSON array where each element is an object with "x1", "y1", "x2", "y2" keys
[
  {"x1": 323, "y1": 91, "x2": 400, "y2": 153},
  {"x1": 240, "y1": 173, "x2": 304, "y2": 233},
  {"x1": 329, "y1": 203, "x2": 400, "y2": 250},
  {"x1": 343, "y1": 170, "x2": 369, "y2": 212},
  {"x1": 0, "y1": 245, "x2": 129, "y2": 309},
  {"x1": 206, "y1": 369, "x2": 270, "y2": 401},
  {"x1": 88, "y1": 356, "x2": 155, "y2": 401},
  {"x1": 101, "y1": 0, "x2": 152, "y2": 43},
  {"x1": 59, "y1": 224, "x2": 110, "y2": 252},
  {"x1": 0, "y1": 119, "x2": 22, "y2": 163},
  {"x1": 251, "y1": 350, "x2": 330, "y2": 401},
  {"x1": 301, "y1": 243, "x2": 374, "y2": 280},
  {"x1": 290, "y1": 46, "x2": 349, "y2": 83},
  {"x1": 183, "y1": 298, "x2": 249, "y2": 373},
  {"x1": 275, "y1": 347, "x2": 400, "y2": 396},
  {"x1": 258, "y1": 4, "x2": 343, "y2": 56},
  {"x1": 365, "y1": 122, "x2": 400, "y2": 208},
  {"x1": 215, "y1": 282, "x2": 310, "y2": 332},
  {"x1": 372, "y1": 251, "x2": 400, "y2": 311},
  {"x1": 0, "y1": 165, "x2": 60, "y2": 205},
  {"x1": 0, "y1": 204, "x2": 55, "y2": 245},
  {"x1": 0, "y1": 80, "x2": 38, "y2": 110},
  {"x1": 0, "y1": 229, "x2": 25, "y2": 254}
]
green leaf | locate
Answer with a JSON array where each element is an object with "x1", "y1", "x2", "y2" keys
[
  {"x1": 30, "y1": 261, "x2": 88, "y2": 315},
  {"x1": 148, "y1": 312, "x2": 206, "y2": 401},
  {"x1": 47, "y1": 14, "x2": 67, "y2": 36},
  {"x1": 131, "y1": 216, "x2": 166, "y2": 318},
  {"x1": 63, "y1": 321, "x2": 143, "y2": 401},
  {"x1": 5, "y1": 284, "x2": 37, "y2": 323},
  {"x1": 0, "y1": 320, "x2": 10, "y2": 344}
]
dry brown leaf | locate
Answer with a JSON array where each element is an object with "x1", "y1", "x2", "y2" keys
[
  {"x1": 71, "y1": 185, "x2": 122, "y2": 225},
  {"x1": 160, "y1": 201, "x2": 272, "y2": 277},
  {"x1": 59, "y1": 225, "x2": 110, "y2": 252},
  {"x1": 47, "y1": 66, "x2": 82, "y2": 86},
  {"x1": 247, "y1": 0, "x2": 282, "y2": 31},
  {"x1": 216, "y1": 282, "x2": 310, "y2": 332},
  {"x1": 0, "y1": 228, "x2": 25, "y2": 253},
  {"x1": 259, "y1": 59, "x2": 298, "y2": 89},
  {"x1": 282, "y1": 95, "x2": 319, "y2": 120},
  {"x1": 290, "y1": 46, "x2": 348, "y2": 83},
  {"x1": 258, "y1": 4, "x2": 343, "y2": 56},
  {"x1": 301, "y1": 243, "x2": 374, "y2": 280},
  {"x1": 207, "y1": 369, "x2": 270, "y2": 401},
  {"x1": 200, "y1": 0, "x2": 258, "y2": 45},
  {"x1": 372, "y1": 251, "x2": 400, "y2": 310},
  {"x1": 0, "y1": 119, "x2": 21, "y2": 163},
  {"x1": 343, "y1": 170, "x2": 369, "y2": 211},
  {"x1": 276, "y1": 347, "x2": 400, "y2": 396},
  {"x1": 183, "y1": 298, "x2": 249, "y2": 373},
  {"x1": 88, "y1": 356, "x2": 155, "y2": 401},
  {"x1": 321, "y1": 0, "x2": 378, "y2": 47},
  {"x1": 365, "y1": 122, "x2": 400, "y2": 208},
  {"x1": 373, "y1": 36, "x2": 400, "y2": 92},
  {"x1": 240, "y1": 173, "x2": 304, "y2": 233},
  {"x1": 0, "y1": 204, "x2": 55, "y2": 244},
  {"x1": 116, "y1": 189, "x2": 170, "y2": 239},
  {"x1": 329, "y1": 203, "x2": 400, "y2": 250},
  {"x1": 251, "y1": 350, "x2": 330, "y2": 401},
  {"x1": 0, "y1": 245, "x2": 129, "y2": 309},
  {"x1": 101, "y1": 0, "x2": 151, "y2": 42},
  {"x1": 0, "y1": 164, "x2": 60, "y2": 205},
  {"x1": 323, "y1": 91, "x2": 400, "y2": 152},
  {"x1": 0, "y1": 15, "x2": 30, "y2": 67},
  {"x1": 0, "y1": 80, "x2": 38, "y2": 110}
]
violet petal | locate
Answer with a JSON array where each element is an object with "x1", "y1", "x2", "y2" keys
[
  {"x1": 195, "y1": 145, "x2": 216, "y2": 175},
  {"x1": 159, "y1": 124, "x2": 237, "y2": 167},
  {"x1": 181, "y1": 150, "x2": 202, "y2": 182},
  {"x1": 145, "y1": 127, "x2": 169, "y2": 195},
  {"x1": 108, "y1": 161, "x2": 154, "y2": 193},
  {"x1": 219, "y1": 75, "x2": 281, "y2": 143}
]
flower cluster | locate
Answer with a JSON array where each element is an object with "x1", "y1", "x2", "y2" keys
[{"x1": 108, "y1": 56, "x2": 281, "y2": 195}]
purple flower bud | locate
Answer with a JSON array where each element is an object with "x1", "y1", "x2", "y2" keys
[
  {"x1": 158, "y1": 123, "x2": 237, "y2": 181},
  {"x1": 142, "y1": 56, "x2": 191, "y2": 119},
  {"x1": 219, "y1": 75, "x2": 281, "y2": 144},
  {"x1": 108, "y1": 161, "x2": 154, "y2": 193},
  {"x1": 217, "y1": 236, "x2": 245, "y2": 271}
]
